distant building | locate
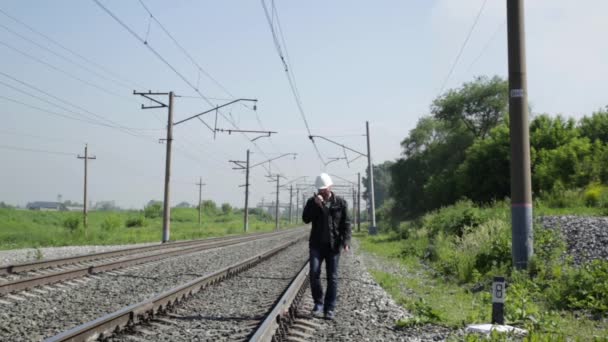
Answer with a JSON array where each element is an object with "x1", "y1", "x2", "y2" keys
[{"x1": 26, "y1": 201, "x2": 67, "y2": 211}]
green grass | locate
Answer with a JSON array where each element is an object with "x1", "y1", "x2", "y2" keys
[
  {"x1": 0, "y1": 207, "x2": 300, "y2": 250},
  {"x1": 357, "y1": 202, "x2": 608, "y2": 341}
]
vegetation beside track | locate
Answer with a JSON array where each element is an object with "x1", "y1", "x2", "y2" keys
[
  {"x1": 0, "y1": 204, "x2": 300, "y2": 251},
  {"x1": 356, "y1": 200, "x2": 608, "y2": 341}
]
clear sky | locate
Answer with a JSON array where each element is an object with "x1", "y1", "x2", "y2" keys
[{"x1": 1, "y1": 0, "x2": 606, "y2": 209}]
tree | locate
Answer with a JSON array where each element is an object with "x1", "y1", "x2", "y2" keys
[
  {"x1": 579, "y1": 107, "x2": 608, "y2": 144},
  {"x1": 201, "y1": 200, "x2": 217, "y2": 215},
  {"x1": 221, "y1": 203, "x2": 232, "y2": 215},
  {"x1": 432, "y1": 76, "x2": 508, "y2": 139},
  {"x1": 144, "y1": 201, "x2": 162, "y2": 219},
  {"x1": 175, "y1": 201, "x2": 191, "y2": 208},
  {"x1": 362, "y1": 160, "x2": 394, "y2": 211},
  {"x1": 456, "y1": 121, "x2": 511, "y2": 203}
]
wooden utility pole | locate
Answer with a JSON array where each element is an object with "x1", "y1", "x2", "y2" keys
[
  {"x1": 77, "y1": 144, "x2": 96, "y2": 234},
  {"x1": 196, "y1": 177, "x2": 206, "y2": 228},
  {"x1": 507, "y1": 0, "x2": 533, "y2": 269}
]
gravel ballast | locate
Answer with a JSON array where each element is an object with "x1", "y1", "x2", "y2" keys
[
  {"x1": 0, "y1": 231, "x2": 306, "y2": 341},
  {"x1": 0, "y1": 242, "x2": 158, "y2": 267},
  {"x1": 294, "y1": 240, "x2": 452, "y2": 342},
  {"x1": 538, "y1": 215, "x2": 608, "y2": 264},
  {"x1": 110, "y1": 241, "x2": 309, "y2": 342}
]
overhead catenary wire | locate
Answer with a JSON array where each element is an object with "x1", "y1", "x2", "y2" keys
[
  {"x1": 0, "y1": 143, "x2": 75, "y2": 156},
  {"x1": 0, "y1": 39, "x2": 135, "y2": 101},
  {"x1": 466, "y1": 19, "x2": 507, "y2": 73},
  {"x1": 136, "y1": 0, "x2": 284, "y2": 173},
  {"x1": 94, "y1": 0, "x2": 283, "y2": 177},
  {"x1": 0, "y1": 72, "x2": 162, "y2": 136},
  {"x1": 260, "y1": 0, "x2": 325, "y2": 166},
  {"x1": 437, "y1": 0, "x2": 489, "y2": 94},
  {"x1": 0, "y1": 22, "x2": 134, "y2": 92},
  {"x1": 0, "y1": 7, "x2": 144, "y2": 90}
]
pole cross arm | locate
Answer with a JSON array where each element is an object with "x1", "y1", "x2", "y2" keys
[
  {"x1": 229, "y1": 160, "x2": 247, "y2": 169},
  {"x1": 134, "y1": 91, "x2": 169, "y2": 109},
  {"x1": 174, "y1": 98, "x2": 257, "y2": 126},
  {"x1": 250, "y1": 153, "x2": 297, "y2": 169},
  {"x1": 308, "y1": 135, "x2": 367, "y2": 157},
  {"x1": 215, "y1": 128, "x2": 277, "y2": 139}
]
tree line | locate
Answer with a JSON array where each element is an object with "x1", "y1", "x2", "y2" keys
[{"x1": 363, "y1": 75, "x2": 608, "y2": 222}]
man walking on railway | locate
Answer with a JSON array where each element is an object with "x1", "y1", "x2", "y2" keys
[{"x1": 302, "y1": 173, "x2": 351, "y2": 320}]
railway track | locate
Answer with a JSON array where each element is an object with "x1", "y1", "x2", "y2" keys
[
  {"x1": 0, "y1": 228, "x2": 305, "y2": 296},
  {"x1": 43, "y1": 236, "x2": 311, "y2": 342}
]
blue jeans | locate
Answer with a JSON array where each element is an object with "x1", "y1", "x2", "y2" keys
[{"x1": 310, "y1": 246, "x2": 340, "y2": 312}]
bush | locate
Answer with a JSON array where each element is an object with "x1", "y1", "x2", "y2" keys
[
  {"x1": 62, "y1": 216, "x2": 80, "y2": 232},
  {"x1": 144, "y1": 202, "x2": 162, "y2": 219},
  {"x1": 221, "y1": 203, "x2": 232, "y2": 215},
  {"x1": 125, "y1": 216, "x2": 145, "y2": 228},
  {"x1": 584, "y1": 184, "x2": 603, "y2": 207},
  {"x1": 101, "y1": 215, "x2": 122, "y2": 231},
  {"x1": 424, "y1": 199, "x2": 485, "y2": 237}
]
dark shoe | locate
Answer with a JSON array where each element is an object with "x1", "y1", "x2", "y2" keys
[
  {"x1": 312, "y1": 304, "x2": 324, "y2": 318},
  {"x1": 324, "y1": 310, "x2": 335, "y2": 320}
]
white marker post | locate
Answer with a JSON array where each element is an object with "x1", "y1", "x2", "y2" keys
[{"x1": 492, "y1": 276, "x2": 506, "y2": 324}]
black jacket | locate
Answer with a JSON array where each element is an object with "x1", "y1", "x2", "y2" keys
[{"x1": 302, "y1": 193, "x2": 351, "y2": 252}]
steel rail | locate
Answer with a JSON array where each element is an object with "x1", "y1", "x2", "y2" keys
[
  {"x1": 43, "y1": 236, "x2": 305, "y2": 342},
  {"x1": 0, "y1": 229, "x2": 305, "y2": 295},
  {"x1": 0, "y1": 229, "x2": 292, "y2": 275},
  {"x1": 248, "y1": 260, "x2": 310, "y2": 342}
]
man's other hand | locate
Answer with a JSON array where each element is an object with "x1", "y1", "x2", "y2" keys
[{"x1": 343, "y1": 245, "x2": 350, "y2": 253}]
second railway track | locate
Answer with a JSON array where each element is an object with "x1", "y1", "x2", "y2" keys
[
  {"x1": 46, "y1": 238, "x2": 311, "y2": 342},
  {"x1": 0, "y1": 229, "x2": 308, "y2": 341},
  {"x1": 0, "y1": 228, "x2": 305, "y2": 295}
]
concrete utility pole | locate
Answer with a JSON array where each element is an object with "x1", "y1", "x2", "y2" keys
[
  {"x1": 231, "y1": 151, "x2": 295, "y2": 232},
  {"x1": 309, "y1": 121, "x2": 377, "y2": 233},
  {"x1": 244, "y1": 149, "x2": 250, "y2": 232},
  {"x1": 77, "y1": 144, "x2": 96, "y2": 234},
  {"x1": 289, "y1": 185, "x2": 293, "y2": 225},
  {"x1": 162, "y1": 92, "x2": 174, "y2": 243},
  {"x1": 357, "y1": 172, "x2": 362, "y2": 232},
  {"x1": 507, "y1": 0, "x2": 533, "y2": 269},
  {"x1": 366, "y1": 121, "x2": 377, "y2": 234},
  {"x1": 295, "y1": 188, "x2": 300, "y2": 224},
  {"x1": 302, "y1": 193, "x2": 306, "y2": 222},
  {"x1": 352, "y1": 187, "x2": 357, "y2": 227},
  {"x1": 135, "y1": 92, "x2": 260, "y2": 242},
  {"x1": 196, "y1": 177, "x2": 206, "y2": 228},
  {"x1": 275, "y1": 174, "x2": 280, "y2": 230},
  {"x1": 133, "y1": 91, "x2": 174, "y2": 243}
]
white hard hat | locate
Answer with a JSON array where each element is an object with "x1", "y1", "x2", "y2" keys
[{"x1": 315, "y1": 173, "x2": 333, "y2": 190}]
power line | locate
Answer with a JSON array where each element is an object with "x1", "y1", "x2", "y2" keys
[
  {"x1": 0, "y1": 72, "x2": 162, "y2": 135},
  {"x1": 260, "y1": 0, "x2": 325, "y2": 166},
  {"x1": 0, "y1": 129, "x2": 84, "y2": 145},
  {"x1": 466, "y1": 20, "x2": 506, "y2": 73},
  {"x1": 94, "y1": 0, "x2": 283, "y2": 176},
  {"x1": 136, "y1": 0, "x2": 284, "y2": 170},
  {"x1": 0, "y1": 39, "x2": 133, "y2": 101},
  {"x1": 0, "y1": 7, "x2": 144, "y2": 90},
  {"x1": 0, "y1": 22, "x2": 133, "y2": 91},
  {"x1": 0, "y1": 143, "x2": 75, "y2": 156},
  {"x1": 438, "y1": 0, "x2": 489, "y2": 94}
]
